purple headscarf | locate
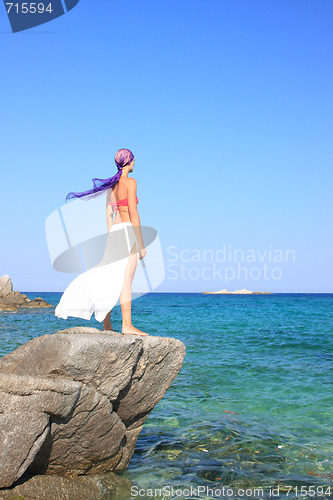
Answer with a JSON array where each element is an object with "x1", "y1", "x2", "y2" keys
[{"x1": 65, "y1": 148, "x2": 134, "y2": 202}]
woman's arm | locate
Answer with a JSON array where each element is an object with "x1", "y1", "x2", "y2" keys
[
  {"x1": 127, "y1": 178, "x2": 145, "y2": 251},
  {"x1": 106, "y1": 189, "x2": 113, "y2": 232}
]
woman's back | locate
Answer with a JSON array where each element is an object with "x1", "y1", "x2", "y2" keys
[
  {"x1": 113, "y1": 177, "x2": 128, "y2": 202},
  {"x1": 107, "y1": 177, "x2": 137, "y2": 224}
]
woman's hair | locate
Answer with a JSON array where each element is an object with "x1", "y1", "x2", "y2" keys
[{"x1": 65, "y1": 148, "x2": 134, "y2": 202}]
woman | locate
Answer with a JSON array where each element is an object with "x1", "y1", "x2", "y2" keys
[{"x1": 55, "y1": 148, "x2": 149, "y2": 336}]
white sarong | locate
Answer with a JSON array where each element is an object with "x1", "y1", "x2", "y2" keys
[{"x1": 55, "y1": 221, "x2": 138, "y2": 322}]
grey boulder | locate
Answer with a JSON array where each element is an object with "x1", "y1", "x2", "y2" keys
[{"x1": 0, "y1": 327, "x2": 186, "y2": 488}]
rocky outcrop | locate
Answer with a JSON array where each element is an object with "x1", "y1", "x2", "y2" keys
[
  {"x1": 0, "y1": 275, "x2": 52, "y2": 311},
  {"x1": 0, "y1": 327, "x2": 186, "y2": 489}
]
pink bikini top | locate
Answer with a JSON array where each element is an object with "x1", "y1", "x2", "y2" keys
[{"x1": 109, "y1": 196, "x2": 138, "y2": 212}]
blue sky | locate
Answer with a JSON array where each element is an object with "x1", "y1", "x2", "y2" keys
[{"x1": 0, "y1": 0, "x2": 332, "y2": 293}]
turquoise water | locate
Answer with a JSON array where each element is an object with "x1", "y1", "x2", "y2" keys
[{"x1": 1, "y1": 293, "x2": 332, "y2": 499}]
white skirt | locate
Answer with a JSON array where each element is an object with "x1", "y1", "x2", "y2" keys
[{"x1": 55, "y1": 222, "x2": 138, "y2": 323}]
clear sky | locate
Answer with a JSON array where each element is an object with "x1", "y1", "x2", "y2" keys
[{"x1": 0, "y1": 0, "x2": 332, "y2": 293}]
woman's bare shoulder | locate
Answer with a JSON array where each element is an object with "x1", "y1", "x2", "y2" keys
[
  {"x1": 119, "y1": 177, "x2": 136, "y2": 186},
  {"x1": 126, "y1": 177, "x2": 137, "y2": 190}
]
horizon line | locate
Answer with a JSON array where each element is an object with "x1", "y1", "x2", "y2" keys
[{"x1": 21, "y1": 291, "x2": 333, "y2": 295}]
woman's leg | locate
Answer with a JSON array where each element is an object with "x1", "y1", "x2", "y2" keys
[
  {"x1": 103, "y1": 310, "x2": 113, "y2": 331},
  {"x1": 120, "y1": 242, "x2": 149, "y2": 336}
]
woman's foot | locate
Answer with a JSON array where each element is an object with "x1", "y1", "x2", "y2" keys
[{"x1": 122, "y1": 325, "x2": 149, "y2": 336}]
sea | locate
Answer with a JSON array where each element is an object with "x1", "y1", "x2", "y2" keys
[{"x1": 0, "y1": 292, "x2": 332, "y2": 500}]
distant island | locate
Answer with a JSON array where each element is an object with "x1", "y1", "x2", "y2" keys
[{"x1": 202, "y1": 288, "x2": 271, "y2": 295}]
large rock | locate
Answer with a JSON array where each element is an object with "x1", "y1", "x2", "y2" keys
[
  {"x1": 0, "y1": 327, "x2": 186, "y2": 489},
  {"x1": 0, "y1": 275, "x2": 52, "y2": 311},
  {"x1": 0, "y1": 374, "x2": 82, "y2": 488},
  {"x1": 0, "y1": 472, "x2": 132, "y2": 500}
]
